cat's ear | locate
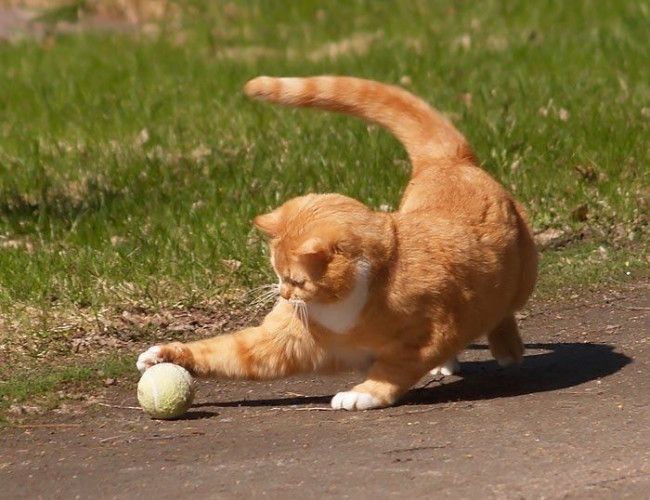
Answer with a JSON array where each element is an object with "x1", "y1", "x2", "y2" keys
[{"x1": 253, "y1": 210, "x2": 281, "y2": 237}]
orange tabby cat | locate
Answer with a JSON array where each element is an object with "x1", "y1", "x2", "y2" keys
[{"x1": 137, "y1": 76, "x2": 538, "y2": 410}]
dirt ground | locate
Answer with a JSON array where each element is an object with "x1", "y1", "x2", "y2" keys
[{"x1": 2, "y1": 280, "x2": 648, "y2": 499}]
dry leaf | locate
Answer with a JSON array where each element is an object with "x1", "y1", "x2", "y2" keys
[
  {"x1": 190, "y1": 144, "x2": 211, "y2": 161},
  {"x1": 222, "y1": 259, "x2": 242, "y2": 272},
  {"x1": 571, "y1": 203, "x2": 589, "y2": 222},
  {"x1": 574, "y1": 164, "x2": 597, "y2": 182},
  {"x1": 135, "y1": 128, "x2": 149, "y2": 146}
]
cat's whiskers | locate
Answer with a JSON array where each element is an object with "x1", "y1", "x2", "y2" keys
[
  {"x1": 299, "y1": 304, "x2": 310, "y2": 334},
  {"x1": 289, "y1": 298, "x2": 310, "y2": 334},
  {"x1": 244, "y1": 284, "x2": 278, "y2": 298},
  {"x1": 287, "y1": 301, "x2": 299, "y2": 331},
  {"x1": 248, "y1": 283, "x2": 280, "y2": 315},
  {"x1": 251, "y1": 289, "x2": 277, "y2": 305},
  {"x1": 248, "y1": 283, "x2": 280, "y2": 310}
]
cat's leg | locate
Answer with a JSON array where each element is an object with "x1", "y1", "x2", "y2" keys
[
  {"x1": 136, "y1": 301, "x2": 324, "y2": 379},
  {"x1": 487, "y1": 314, "x2": 524, "y2": 367},
  {"x1": 430, "y1": 356, "x2": 460, "y2": 376},
  {"x1": 331, "y1": 355, "x2": 428, "y2": 410}
]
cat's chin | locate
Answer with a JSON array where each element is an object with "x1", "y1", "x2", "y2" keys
[{"x1": 288, "y1": 295, "x2": 335, "y2": 307}]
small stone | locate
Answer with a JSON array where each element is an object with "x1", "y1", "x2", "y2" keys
[
  {"x1": 8, "y1": 404, "x2": 26, "y2": 416},
  {"x1": 399, "y1": 75, "x2": 412, "y2": 86},
  {"x1": 533, "y1": 228, "x2": 567, "y2": 249},
  {"x1": 168, "y1": 323, "x2": 193, "y2": 333}
]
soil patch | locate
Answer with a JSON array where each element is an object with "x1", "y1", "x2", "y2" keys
[{"x1": 2, "y1": 280, "x2": 649, "y2": 498}]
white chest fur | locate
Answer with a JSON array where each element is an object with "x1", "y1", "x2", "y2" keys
[{"x1": 308, "y1": 260, "x2": 371, "y2": 334}]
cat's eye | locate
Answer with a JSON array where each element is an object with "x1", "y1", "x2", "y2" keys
[{"x1": 285, "y1": 277, "x2": 305, "y2": 287}]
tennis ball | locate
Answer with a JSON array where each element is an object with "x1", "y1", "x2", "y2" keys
[{"x1": 137, "y1": 363, "x2": 196, "y2": 419}]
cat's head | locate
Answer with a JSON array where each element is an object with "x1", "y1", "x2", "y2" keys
[{"x1": 254, "y1": 194, "x2": 379, "y2": 304}]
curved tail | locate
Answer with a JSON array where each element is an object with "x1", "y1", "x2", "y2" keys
[{"x1": 244, "y1": 76, "x2": 473, "y2": 176}]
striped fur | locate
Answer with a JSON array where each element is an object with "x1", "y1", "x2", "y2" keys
[
  {"x1": 137, "y1": 76, "x2": 539, "y2": 411},
  {"x1": 244, "y1": 76, "x2": 473, "y2": 176}
]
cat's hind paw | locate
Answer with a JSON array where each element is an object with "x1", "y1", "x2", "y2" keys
[
  {"x1": 430, "y1": 357, "x2": 460, "y2": 376},
  {"x1": 331, "y1": 391, "x2": 382, "y2": 411},
  {"x1": 495, "y1": 355, "x2": 520, "y2": 368},
  {"x1": 136, "y1": 346, "x2": 164, "y2": 374}
]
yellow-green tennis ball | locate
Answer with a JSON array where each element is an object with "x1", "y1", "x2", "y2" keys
[{"x1": 137, "y1": 363, "x2": 196, "y2": 419}]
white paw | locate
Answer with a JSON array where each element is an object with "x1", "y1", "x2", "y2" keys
[
  {"x1": 136, "y1": 346, "x2": 163, "y2": 374},
  {"x1": 331, "y1": 391, "x2": 382, "y2": 411},
  {"x1": 430, "y1": 357, "x2": 460, "y2": 376}
]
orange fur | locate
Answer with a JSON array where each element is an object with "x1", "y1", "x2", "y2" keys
[{"x1": 138, "y1": 76, "x2": 538, "y2": 410}]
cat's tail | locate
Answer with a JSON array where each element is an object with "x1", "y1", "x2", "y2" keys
[{"x1": 244, "y1": 76, "x2": 473, "y2": 176}]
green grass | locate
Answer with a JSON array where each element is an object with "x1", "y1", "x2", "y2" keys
[
  {"x1": 0, "y1": 0, "x2": 648, "y2": 369},
  {"x1": 536, "y1": 243, "x2": 648, "y2": 297},
  {"x1": 0, "y1": 354, "x2": 134, "y2": 422}
]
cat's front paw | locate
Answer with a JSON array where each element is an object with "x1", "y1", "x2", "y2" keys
[
  {"x1": 331, "y1": 391, "x2": 383, "y2": 411},
  {"x1": 430, "y1": 357, "x2": 460, "y2": 376},
  {"x1": 136, "y1": 346, "x2": 164, "y2": 373},
  {"x1": 136, "y1": 342, "x2": 193, "y2": 374}
]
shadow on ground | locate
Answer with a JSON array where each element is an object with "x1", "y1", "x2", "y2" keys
[{"x1": 188, "y1": 342, "x2": 631, "y2": 415}]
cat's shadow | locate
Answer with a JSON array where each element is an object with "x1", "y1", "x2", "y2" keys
[{"x1": 189, "y1": 342, "x2": 631, "y2": 415}]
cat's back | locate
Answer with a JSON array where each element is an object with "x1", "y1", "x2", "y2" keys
[
  {"x1": 389, "y1": 159, "x2": 537, "y2": 313},
  {"x1": 391, "y1": 160, "x2": 525, "y2": 283},
  {"x1": 399, "y1": 160, "x2": 515, "y2": 224}
]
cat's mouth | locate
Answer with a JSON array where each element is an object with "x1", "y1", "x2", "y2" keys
[{"x1": 288, "y1": 297, "x2": 308, "y2": 307}]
